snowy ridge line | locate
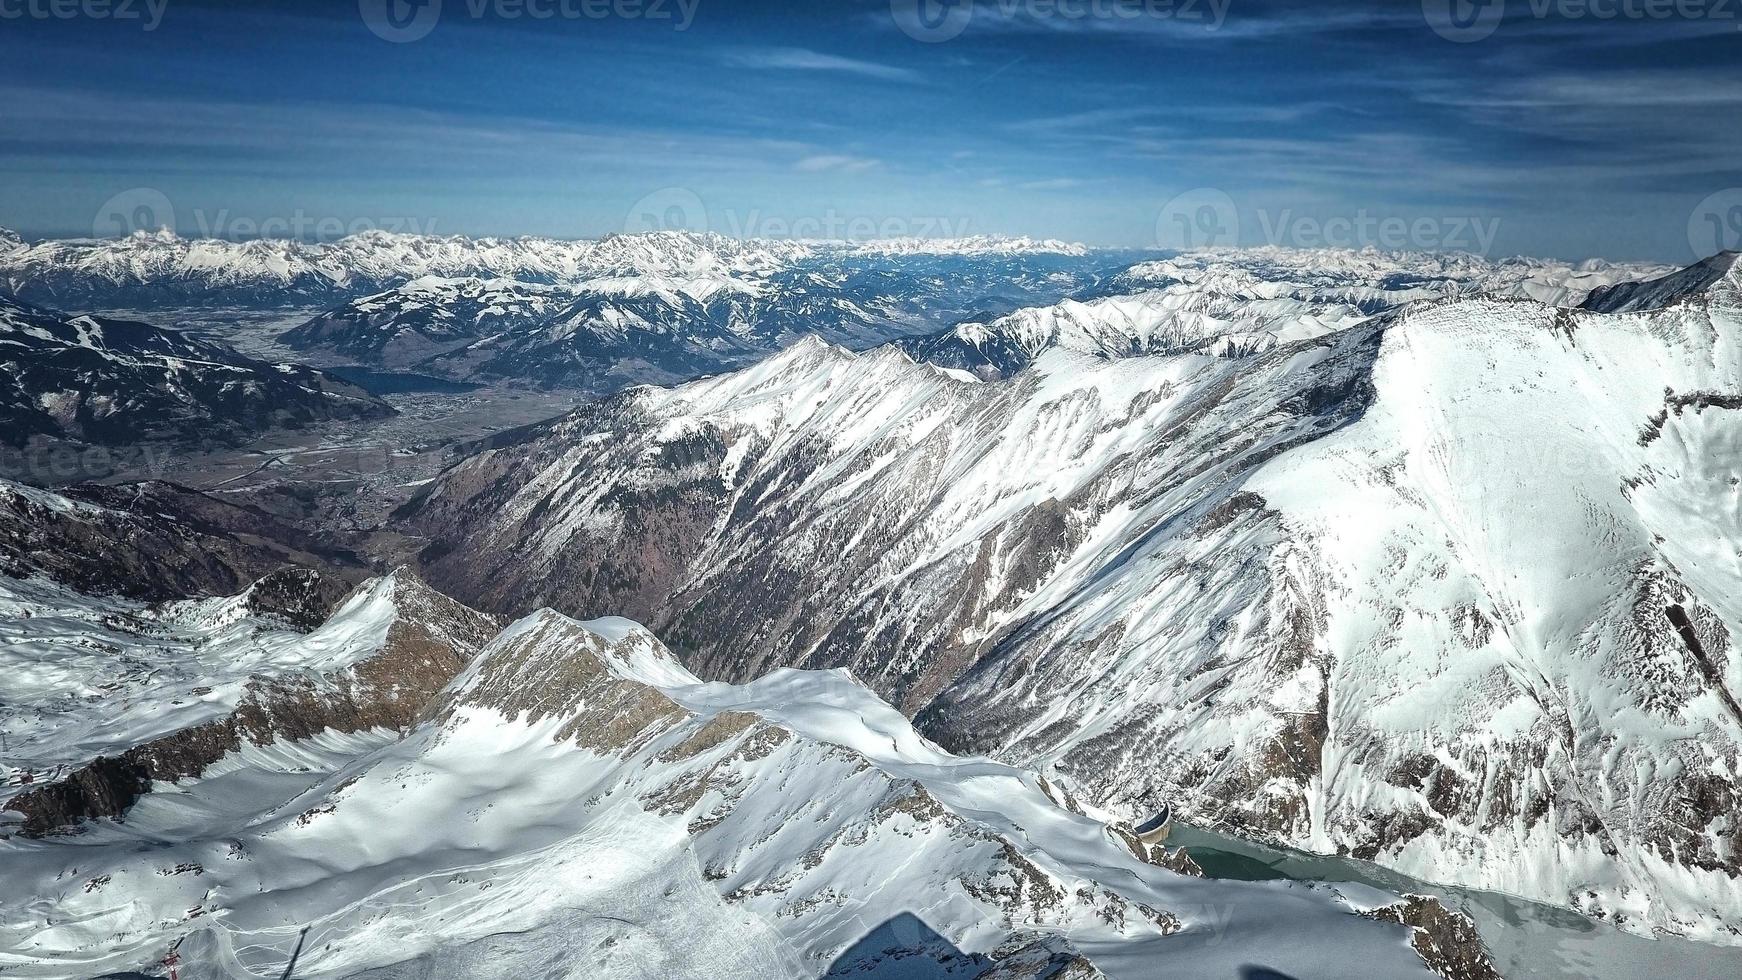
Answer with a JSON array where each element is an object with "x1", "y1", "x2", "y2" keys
[{"x1": 0, "y1": 598, "x2": 1487, "y2": 980}]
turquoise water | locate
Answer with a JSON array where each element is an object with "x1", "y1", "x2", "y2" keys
[{"x1": 1172, "y1": 824, "x2": 1739, "y2": 980}]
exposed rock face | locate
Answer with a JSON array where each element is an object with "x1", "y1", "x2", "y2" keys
[
  {"x1": 396, "y1": 255, "x2": 1742, "y2": 940},
  {"x1": 236, "y1": 567, "x2": 347, "y2": 630},
  {"x1": 0, "y1": 478, "x2": 369, "y2": 601},
  {"x1": 5, "y1": 571, "x2": 499, "y2": 837},
  {"x1": 1111, "y1": 826, "x2": 1205, "y2": 878},
  {"x1": 1362, "y1": 896, "x2": 1502, "y2": 980}
]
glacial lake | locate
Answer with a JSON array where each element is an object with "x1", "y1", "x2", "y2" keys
[{"x1": 1173, "y1": 824, "x2": 1738, "y2": 979}]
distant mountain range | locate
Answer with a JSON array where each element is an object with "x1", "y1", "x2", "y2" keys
[
  {"x1": 1, "y1": 223, "x2": 1735, "y2": 976},
  {"x1": 901, "y1": 248, "x2": 1671, "y2": 378},
  {"x1": 0, "y1": 227, "x2": 1103, "y2": 312}
]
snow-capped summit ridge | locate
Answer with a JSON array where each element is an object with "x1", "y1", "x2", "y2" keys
[
  {"x1": 1581, "y1": 249, "x2": 1742, "y2": 313},
  {"x1": 837, "y1": 234, "x2": 1089, "y2": 257}
]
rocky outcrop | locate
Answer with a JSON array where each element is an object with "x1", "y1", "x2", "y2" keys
[
  {"x1": 4, "y1": 571, "x2": 499, "y2": 837},
  {"x1": 1361, "y1": 895, "x2": 1501, "y2": 980}
]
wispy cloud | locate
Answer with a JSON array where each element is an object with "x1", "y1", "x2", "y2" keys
[
  {"x1": 793, "y1": 154, "x2": 883, "y2": 174},
  {"x1": 723, "y1": 46, "x2": 920, "y2": 83}
]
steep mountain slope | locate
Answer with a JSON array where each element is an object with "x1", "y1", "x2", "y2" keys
[
  {"x1": 0, "y1": 478, "x2": 368, "y2": 600},
  {"x1": 1581, "y1": 250, "x2": 1741, "y2": 314},
  {"x1": 0, "y1": 567, "x2": 498, "y2": 835},
  {"x1": 396, "y1": 256, "x2": 1742, "y2": 942},
  {"x1": 0, "y1": 295, "x2": 391, "y2": 448},
  {"x1": 0, "y1": 604, "x2": 1473, "y2": 980}
]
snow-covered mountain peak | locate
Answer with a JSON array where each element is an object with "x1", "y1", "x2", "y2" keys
[
  {"x1": 906, "y1": 265, "x2": 1372, "y2": 377},
  {"x1": 3, "y1": 567, "x2": 1482, "y2": 980},
  {"x1": 401, "y1": 248, "x2": 1742, "y2": 942},
  {"x1": 129, "y1": 226, "x2": 178, "y2": 243}
]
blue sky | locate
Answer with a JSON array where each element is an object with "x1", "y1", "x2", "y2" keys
[{"x1": 1, "y1": 0, "x2": 1738, "y2": 261}]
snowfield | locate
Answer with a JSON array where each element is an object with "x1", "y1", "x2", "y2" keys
[{"x1": 0, "y1": 599, "x2": 1458, "y2": 980}]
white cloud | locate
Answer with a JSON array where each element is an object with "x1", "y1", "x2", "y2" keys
[
  {"x1": 794, "y1": 154, "x2": 883, "y2": 174},
  {"x1": 724, "y1": 47, "x2": 920, "y2": 83}
]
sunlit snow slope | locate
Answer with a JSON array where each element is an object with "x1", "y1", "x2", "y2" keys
[{"x1": 0, "y1": 607, "x2": 1457, "y2": 980}]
